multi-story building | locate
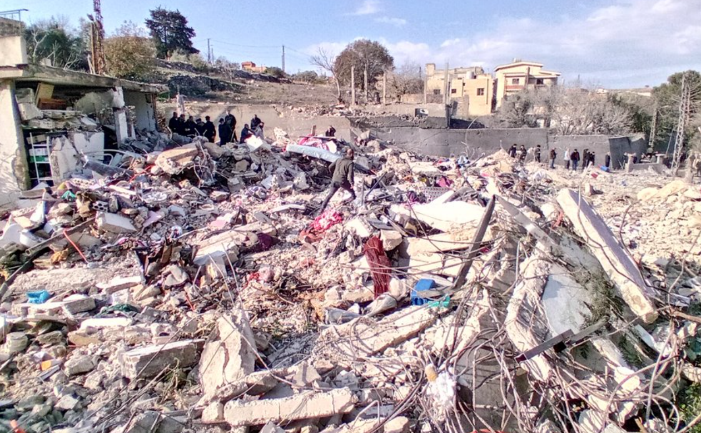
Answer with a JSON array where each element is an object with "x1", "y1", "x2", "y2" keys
[
  {"x1": 494, "y1": 60, "x2": 560, "y2": 109},
  {"x1": 424, "y1": 63, "x2": 495, "y2": 116}
]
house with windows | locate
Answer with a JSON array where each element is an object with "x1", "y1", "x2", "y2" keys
[
  {"x1": 424, "y1": 63, "x2": 495, "y2": 117},
  {"x1": 494, "y1": 60, "x2": 560, "y2": 109},
  {"x1": 241, "y1": 61, "x2": 266, "y2": 74}
]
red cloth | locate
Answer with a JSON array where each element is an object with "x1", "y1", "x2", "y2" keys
[
  {"x1": 364, "y1": 236, "x2": 391, "y2": 297},
  {"x1": 311, "y1": 210, "x2": 343, "y2": 232}
]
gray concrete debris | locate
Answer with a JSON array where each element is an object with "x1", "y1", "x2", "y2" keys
[
  {"x1": 121, "y1": 340, "x2": 202, "y2": 379},
  {"x1": 199, "y1": 310, "x2": 257, "y2": 400},
  {"x1": 224, "y1": 388, "x2": 356, "y2": 427},
  {"x1": 556, "y1": 189, "x2": 657, "y2": 323}
]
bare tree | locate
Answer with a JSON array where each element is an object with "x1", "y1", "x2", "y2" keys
[
  {"x1": 498, "y1": 85, "x2": 633, "y2": 135},
  {"x1": 310, "y1": 47, "x2": 341, "y2": 102},
  {"x1": 388, "y1": 61, "x2": 424, "y2": 101}
]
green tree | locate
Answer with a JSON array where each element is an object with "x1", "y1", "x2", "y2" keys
[
  {"x1": 652, "y1": 71, "x2": 701, "y2": 152},
  {"x1": 25, "y1": 17, "x2": 87, "y2": 70},
  {"x1": 104, "y1": 22, "x2": 156, "y2": 80},
  {"x1": 334, "y1": 39, "x2": 394, "y2": 91},
  {"x1": 264, "y1": 66, "x2": 286, "y2": 78},
  {"x1": 145, "y1": 8, "x2": 198, "y2": 59}
]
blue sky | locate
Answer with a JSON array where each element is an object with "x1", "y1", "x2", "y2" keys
[{"x1": 7, "y1": 0, "x2": 701, "y2": 88}]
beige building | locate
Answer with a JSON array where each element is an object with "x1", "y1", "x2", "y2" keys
[
  {"x1": 424, "y1": 64, "x2": 495, "y2": 117},
  {"x1": 494, "y1": 60, "x2": 560, "y2": 108}
]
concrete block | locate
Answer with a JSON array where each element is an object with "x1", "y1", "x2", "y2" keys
[
  {"x1": 199, "y1": 310, "x2": 257, "y2": 400},
  {"x1": 347, "y1": 218, "x2": 373, "y2": 238},
  {"x1": 80, "y1": 317, "x2": 133, "y2": 330},
  {"x1": 380, "y1": 230, "x2": 402, "y2": 251},
  {"x1": 96, "y1": 212, "x2": 137, "y2": 234},
  {"x1": 97, "y1": 275, "x2": 143, "y2": 294},
  {"x1": 317, "y1": 306, "x2": 436, "y2": 361},
  {"x1": 390, "y1": 201, "x2": 483, "y2": 232},
  {"x1": 61, "y1": 294, "x2": 96, "y2": 314},
  {"x1": 194, "y1": 230, "x2": 245, "y2": 266},
  {"x1": 202, "y1": 402, "x2": 225, "y2": 423},
  {"x1": 64, "y1": 355, "x2": 95, "y2": 376},
  {"x1": 557, "y1": 189, "x2": 657, "y2": 323},
  {"x1": 223, "y1": 388, "x2": 355, "y2": 427},
  {"x1": 385, "y1": 416, "x2": 409, "y2": 433},
  {"x1": 121, "y1": 339, "x2": 201, "y2": 379}
]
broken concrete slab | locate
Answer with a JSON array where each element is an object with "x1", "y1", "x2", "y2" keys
[
  {"x1": 408, "y1": 252, "x2": 463, "y2": 278},
  {"x1": 121, "y1": 339, "x2": 202, "y2": 379},
  {"x1": 64, "y1": 355, "x2": 96, "y2": 376},
  {"x1": 390, "y1": 201, "x2": 483, "y2": 232},
  {"x1": 316, "y1": 306, "x2": 437, "y2": 361},
  {"x1": 194, "y1": 230, "x2": 245, "y2": 266},
  {"x1": 542, "y1": 264, "x2": 593, "y2": 335},
  {"x1": 80, "y1": 317, "x2": 133, "y2": 330},
  {"x1": 96, "y1": 212, "x2": 137, "y2": 234},
  {"x1": 406, "y1": 228, "x2": 487, "y2": 255},
  {"x1": 380, "y1": 230, "x2": 402, "y2": 251},
  {"x1": 557, "y1": 189, "x2": 657, "y2": 323},
  {"x1": 199, "y1": 310, "x2": 257, "y2": 400},
  {"x1": 505, "y1": 254, "x2": 554, "y2": 382},
  {"x1": 96, "y1": 275, "x2": 144, "y2": 294},
  {"x1": 224, "y1": 388, "x2": 355, "y2": 427}
]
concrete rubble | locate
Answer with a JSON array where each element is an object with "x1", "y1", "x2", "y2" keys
[{"x1": 0, "y1": 126, "x2": 700, "y2": 433}]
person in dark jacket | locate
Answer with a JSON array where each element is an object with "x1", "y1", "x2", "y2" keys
[
  {"x1": 571, "y1": 149, "x2": 581, "y2": 171},
  {"x1": 218, "y1": 118, "x2": 232, "y2": 145},
  {"x1": 183, "y1": 116, "x2": 197, "y2": 137},
  {"x1": 605, "y1": 152, "x2": 611, "y2": 169},
  {"x1": 582, "y1": 149, "x2": 590, "y2": 170},
  {"x1": 534, "y1": 145, "x2": 542, "y2": 163},
  {"x1": 168, "y1": 112, "x2": 179, "y2": 132},
  {"x1": 549, "y1": 148, "x2": 557, "y2": 169},
  {"x1": 175, "y1": 114, "x2": 187, "y2": 135},
  {"x1": 204, "y1": 116, "x2": 216, "y2": 142},
  {"x1": 240, "y1": 124, "x2": 252, "y2": 143},
  {"x1": 319, "y1": 148, "x2": 356, "y2": 213},
  {"x1": 509, "y1": 144, "x2": 517, "y2": 158},
  {"x1": 519, "y1": 145, "x2": 527, "y2": 162},
  {"x1": 325, "y1": 126, "x2": 336, "y2": 137},
  {"x1": 194, "y1": 118, "x2": 206, "y2": 137},
  {"x1": 590, "y1": 152, "x2": 596, "y2": 168},
  {"x1": 225, "y1": 112, "x2": 238, "y2": 142},
  {"x1": 251, "y1": 114, "x2": 262, "y2": 130}
]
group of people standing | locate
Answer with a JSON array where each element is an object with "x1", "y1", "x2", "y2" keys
[
  {"x1": 168, "y1": 111, "x2": 265, "y2": 146},
  {"x1": 508, "y1": 143, "x2": 612, "y2": 171},
  {"x1": 168, "y1": 113, "x2": 216, "y2": 142}
]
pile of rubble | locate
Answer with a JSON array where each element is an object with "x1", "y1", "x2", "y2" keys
[{"x1": 1, "y1": 129, "x2": 701, "y2": 433}]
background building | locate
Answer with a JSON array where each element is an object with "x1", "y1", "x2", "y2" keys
[
  {"x1": 494, "y1": 60, "x2": 560, "y2": 109},
  {"x1": 425, "y1": 63, "x2": 495, "y2": 117}
]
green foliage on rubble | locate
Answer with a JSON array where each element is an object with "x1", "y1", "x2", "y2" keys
[
  {"x1": 618, "y1": 335, "x2": 646, "y2": 369},
  {"x1": 577, "y1": 269, "x2": 622, "y2": 327},
  {"x1": 678, "y1": 382, "x2": 701, "y2": 432}
]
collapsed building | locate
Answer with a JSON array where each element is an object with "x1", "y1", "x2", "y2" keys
[
  {"x1": 0, "y1": 15, "x2": 700, "y2": 433},
  {"x1": 0, "y1": 17, "x2": 164, "y2": 207},
  {"x1": 0, "y1": 101, "x2": 700, "y2": 433}
]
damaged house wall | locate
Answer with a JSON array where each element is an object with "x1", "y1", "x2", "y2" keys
[
  {"x1": 0, "y1": 79, "x2": 29, "y2": 207},
  {"x1": 124, "y1": 91, "x2": 157, "y2": 132}
]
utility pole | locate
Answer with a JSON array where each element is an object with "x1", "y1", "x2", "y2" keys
[
  {"x1": 672, "y1": 72, "x2": 691, "y2": 176},
  {"x1": 382, "y1": 70, "x2": 386, "y2": 105},
  {"x1": 282, "y1": 45, "x2": 285, "y2": 73},
  {"x1": 207, "y1": 39, "x2": 211, "y2": 63},
  {"x1": 89, "y1": 0, "x2": 106, "y2": 75},
  {"x1": 364, "y1": 63, "x2": 369, "y2": 104},
  {"x1": 649, "y1": 103, "x2": 658, "y2": 152},
  {"x1": 443, "y1": 62, "x2": 450, "y2": 106},
  {"x1": 351, "y1": 66, "x2": 356, "y2": 106}
]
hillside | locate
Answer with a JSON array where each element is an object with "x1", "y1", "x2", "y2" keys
[{"x1": 151, "y1": 59, "x2": 338, "y2": 107}]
